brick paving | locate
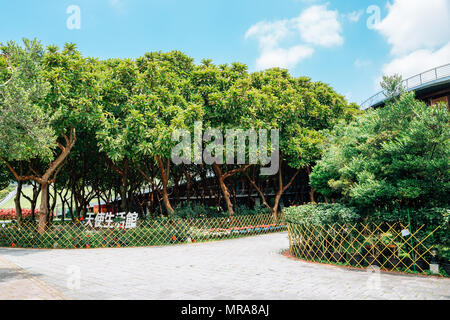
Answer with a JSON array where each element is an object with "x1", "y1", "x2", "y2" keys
[{"x1": 0, "y1": 232, "x2": 449, "y2": 300}]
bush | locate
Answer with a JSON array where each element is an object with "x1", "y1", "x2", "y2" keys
[
  {"x1": 172, "y1": 203, "x2": 270, "y2": 219},
  {"x1": 283, "y1": 203, "x2": 360, "y2": 227},
  {"x1": 173, "y1": 203, "x2": 212, "y2": 219},
  {"x1": 369, "y1": 207, "x2": 450, "y2": 251},
  {"x1": 311, "y1": 93, "x2": 450, "y2": 211}
]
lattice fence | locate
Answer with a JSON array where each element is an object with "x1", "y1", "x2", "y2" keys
[
  {"x1": 287, "y1": 222, "x2": 447, "y2": 276},
  {"x1": 0, "y1": 213, "x2": 286, "y2": 249}
]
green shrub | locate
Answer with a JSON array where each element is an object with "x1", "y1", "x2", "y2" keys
[
  {"x1": 283, "y1": 203, "x2": 360, "y2": 227},
  {"x1": 368, "y1": 207, "x2": 449, "y2": 249},
  {"x1": 173, "y1": 203, "x2": 270, "y2": 219},
  {"x1": 311, "y1": 93, "x2": 450, "y2": 211}
]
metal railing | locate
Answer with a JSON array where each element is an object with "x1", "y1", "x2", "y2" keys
[{"x1": 361, "y1": 63, "x2": 450, "y2": 110}]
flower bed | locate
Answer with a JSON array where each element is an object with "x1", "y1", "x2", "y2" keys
[{"x1": 0, "y1": 208, "x2": 40, "y2": 220}]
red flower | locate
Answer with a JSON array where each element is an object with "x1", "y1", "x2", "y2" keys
[
  {"x1": 172, "y1": 235, "x2": 177, "y2": 241},
  {"x1": 11, "y1": 243, "x2": 15, "y2": 247}
]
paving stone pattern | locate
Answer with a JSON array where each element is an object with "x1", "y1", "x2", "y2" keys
[{"x1": 0, "y1": 233, "x2": 449, "y2": 300}]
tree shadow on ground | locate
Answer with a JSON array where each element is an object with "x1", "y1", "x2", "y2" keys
[{"x1": 0, "y1": 267, "x2": 29, "y2": 283}]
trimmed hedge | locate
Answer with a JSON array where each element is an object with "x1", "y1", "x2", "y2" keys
[{"x1": 283, "y1": 203, "x2": 360, "y2": 227}]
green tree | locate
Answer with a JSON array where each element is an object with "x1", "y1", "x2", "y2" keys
[
  {"x1": 239, "y1": 68, "x2": 359, "y2": 218},
  {"x1": 135, "y1": 51, "x2": 202, "y2": 215},
  {"x1": 96, "y1": 58, "x2": 142, "y2": 213},
  {"x1": 0, "y1": 39, "x2": 56, "y2": 228},
  {"x1": 97, "y1": 51, "x2": 202, "y2": 215},
  {"x1": 311, "y1": 92, "x2": 450, "y2": 212},
  {"x1": 0, "y1": 40, "x2": 101, "y2": 233},
  {"x1": 380, "y1": 74, "x2": 405, "y2": 101},
  {"x1": 192, "y1": 60, "x2": 250, "y2": 216}
]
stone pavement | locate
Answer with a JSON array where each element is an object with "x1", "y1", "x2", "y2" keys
[
  {"x1": 0, "y1": 256, "x2": 67, "y2": 300},
  {"x1": 0, "y1": 232, "x2": 449, "y2": 300}
]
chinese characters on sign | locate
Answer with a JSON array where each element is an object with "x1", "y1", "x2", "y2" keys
[{"x1": 84, "y1": 212, "x2": 138, "y2": 229}]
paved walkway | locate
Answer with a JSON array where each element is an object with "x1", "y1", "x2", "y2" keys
[
  {"x1": 0, "y1": 232, "x2": 449, "y2": 300},
  {"x1": 0, "y1": 256, "x2": 67, "y2": 300}
]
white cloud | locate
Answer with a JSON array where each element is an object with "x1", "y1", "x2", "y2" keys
[
  {"x1": 256, "y1": 46, "x2": 314, "y2": 70},
  {"x1": 382, "y1": 43, "x2": 450, "y2": 79},
  {"x1": 375, "y1": 0, "x2": 450, "y2": 55},
  {"x1": 294, "y1": 5, "x2": 343, "y2": 47},
  {"x1": 245, "y1": 20, "x2": 292, "y2": 50},
  {"x1": 245, "y1": 4, "x2": 343, "y2": 70},
  {"x1": 373, "y1": 0, "x2": 450, "y2": 89}
]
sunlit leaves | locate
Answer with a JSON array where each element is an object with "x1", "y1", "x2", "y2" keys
[{"x1": 311, "y1": 92, "x2": 450, "y2": 211}]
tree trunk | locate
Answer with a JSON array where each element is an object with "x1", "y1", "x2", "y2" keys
[
  {"x1": 61, "y1": 198, "x2": 65, "y2": 223},
  {"x1": 2, "y1": 127, "x2": 76, "y2": 234},
  {"x1": 26, "y1": 182, "x2": 41, "y2": 222},
  {"x1": 70, "y1": 187, "x2": 75, "y2": 222},
  {"x1": 31, "y1": 201, "x2": 36, "y2": 221},
  {"x1": 120, "y1": 173, "x2": 128, "y2": 213},
  {"x1": 156, "y1": 156, "x2": 175, "y2": 215},
  {"x1": 306, "y1": 166, "x2": 316, "y2": 203},
  {"x1": 245, "y1": 163, "x2": 300, "y2": 222},
  {"x1": 213, "y1": 164, "x2": 234, "y2": 216},
  {"x1": 309, "y1": 188, "x2": 315, "y2": 203},
  {"x1": 14, "y1": 181, "x2": 23, "y2": 224},
  {"x1": 50, "y1": 183, "x2": 57, "y2": 223},
  {"x1": 38, "y1": 182, "x2": 49, "y2": 235}
]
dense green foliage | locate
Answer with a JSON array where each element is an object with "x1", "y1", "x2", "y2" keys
[
  {"x1": 310, "y1": 93, "x2": 450, "y2": 212},
  {"x1": 0, "y1": 39, "x2": 55, "y2": 162},
  {"x1": 283, "y1": 203, "x2": 360, "y2": 227},
  {"x1": 0, "y1": 38, "x2": 358, "y2": 229},
  {"x1": 173, "y1": 203, "x2": 270, "y2": 219}
]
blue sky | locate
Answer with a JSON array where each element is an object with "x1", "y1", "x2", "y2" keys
[{"x1": 1, "y1": 0, "x2": 449, "y2": 105}]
